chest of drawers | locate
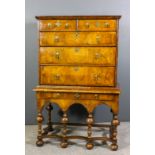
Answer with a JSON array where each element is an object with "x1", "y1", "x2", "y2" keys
[{"x1": 33, "y1": 16, "x2": 121, "y2": 151}]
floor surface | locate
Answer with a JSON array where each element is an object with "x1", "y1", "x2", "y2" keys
[{"x1": 25, "y1": 122, "x2": 130, "y2": 155}]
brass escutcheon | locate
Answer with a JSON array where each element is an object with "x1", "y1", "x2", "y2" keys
[
  {"x1": 54, "y1": 74, "x2": 60, "y2": 80},
  {"x1": 74, "y1": 93, "x2": 80, "y2": 99},
  {"x1": 95, "y1": 53, "x2": 101, "y2": 59},
  {"x1": 96, "y1": 35, "x2": 101, "y2": 43},
  {"x1": 75, "y1": 47, "x2": 80, "y2": 52},
  {"x1": 55, "y1": 21, "x2": 61, "y2": 27},
  {"x1": 53, "y1": 93, "x2": 61, "y2": 98},
  {"x1": 94, "y1": 94, "x2": 99, "y2": 99},
  {"x1": 74, "y1": 67, "x2": 79, "y2": 71},
  {"x1": 54, "y1": 36, "x2": 59, "y2": 42}
]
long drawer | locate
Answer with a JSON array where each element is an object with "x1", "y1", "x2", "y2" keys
[
  {"x1": 40, "y1": 47, "x2": 116, "y2": 66},
  {"x1": 40, "y1": 32, "x2": 116, "y2": 46},
  {"x1": 40, "y1": 66, "x2": 115, "y2": 86}
]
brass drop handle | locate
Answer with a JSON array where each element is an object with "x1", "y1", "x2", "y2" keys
[
  {"x1": 54, "y1": 74, "x2": 60, "y2": 80},
  {"x1": 47, "y1": 23, "x2": 52, "y2": 28},
  {"x1": 94, "y1": 53, "x2": 105, "y2": 60},
  {"x1": 54, "y1": 36, "x2": 59, "y2": 42},
  {"x1": 104, "y1": 22, "x2": 110, "y2": 28},
  {"x1": 65, "y1": 23, "x2": 70, "y2": 28},
  {"x1": 55, "y1": 51, "x2": 60, "y2": 59},
  {"x1": 85, "y1": 22, "x2": 90, "y2": 28}
]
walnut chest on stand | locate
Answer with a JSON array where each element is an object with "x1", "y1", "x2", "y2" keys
[{"x1": 33, "y1": 15, "x2": 121, "y2": 151}]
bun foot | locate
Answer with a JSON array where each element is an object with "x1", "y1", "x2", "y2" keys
[
  {"x1": 86, "y1": 142, "x2": 94, "y2": 150},
  {"x1": 36, "y1": 140, "x2": 44, "y2": 147},
  {"x1": 111, "y1": 144, "x2": 118, "y2": 151},
  {"x1": 60, "y1": 141, "x2": 68, "y2": 148}
]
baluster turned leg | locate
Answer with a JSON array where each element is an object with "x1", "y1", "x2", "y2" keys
[
  {"x1": 43, "y1": 103, "x2": 53, "y2": 134},
  {"x1": 110, "y1": 109, "x2": 113, "y2": 140},
  {"x1": 86, "y1": 113, "x2": 94, "y2": 150},
  {"x1": 110, "y1": 114, "x2": 119, "y2": 151},
  {"x1": 36, "y1": 112, "x2": 44, "y2": 146},
  {"x1": 60, "y1": 111, "x2": 68, "y2": 148}
]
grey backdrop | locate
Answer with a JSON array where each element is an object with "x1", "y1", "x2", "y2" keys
[{"x1": 25, "y1": 0, "x2": 130, "y2": 124}]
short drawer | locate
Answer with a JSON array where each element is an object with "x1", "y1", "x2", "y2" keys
[
  {"x1": 40, "y1": 66, "x2": 115, "y2": 86},
  {"x1": 39, "y1": 20, "x2": 76, "y2": 31},
  {"x1": 40, "y1": 47, "x2": 116, "y2": 66},
  {"x1": 40, "y1": 32, "x2": 116, "y2": 46},
  {"x1": 78, "y1": 20, "x2": 117, "y2": 31},
  {"x1": 37, "y1": 92, "x2": 114, "y2": 101}
]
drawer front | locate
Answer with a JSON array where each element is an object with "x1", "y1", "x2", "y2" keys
[
  {"x1": 40, "y1": 47, "x2": 116, "y2": 66},
  {"x1": 40, "y1": 66, "x2": 115, "y2": 86},
  {"x1": 37, "y1": 92, "x2": 114, "y2": 101},
  {"x1": 78, "y1": 20, "x2": 117, "y2": 31},
  {"x1": 39, "y1": 20, "x2": 76, "y2": 31},
  {"x1": 40, "y1": 32, "x2": 116, "y2": 46}
]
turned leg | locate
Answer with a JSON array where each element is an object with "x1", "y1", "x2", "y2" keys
[
  {"x1": 110, "y1": 114, "x2": 119, "y2": 151},
  {"x1": 86, "y1": 113, "x2": 94, "y2": 150},
  {"x1": 110, "y1": 126, "x2": 113, "y2": 139},
  {"x1": 60, "y1": 111, "x2": 68, "y2": 148},
  {"x1": 43, "y1": 103, "x2": 53, "y2": 134},
  {"x1": 46, "y1": 103, "x2": 53, "y2": 131},
  {"x1": 36, "y1": 112, "x2": 44, "y2": 146}
]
